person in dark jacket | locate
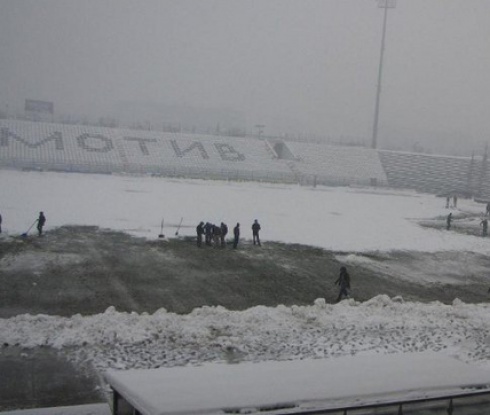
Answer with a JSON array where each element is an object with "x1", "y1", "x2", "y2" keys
[
  {"x1": 220, "y1": 222, "x2": 228, "y2": 247},
  {"x1": 252, "y1": 219, "x2": 261, "y2": 246},
  {"x1": 481, "y1": 219, "x2": 488, "y2": 237},
  {"x1": 37, "y1": 212, "x2": 46, "y2": 236},
  {"x1": 196, "y1": 221, "x2": 205, "y2": 247},
  {"x1": 446, "y1": 212, "x2": 452, "y2": 230},
  {"x1": 233, "y1": 223, "x2": 240, "y2": 249},
  {"x1": 212, "y1": 224, "x2": 221, "y2": 247},
  {"x1": 334, "y1": 266, "x2": 351, "y2": 303},
  {"x1": 204, "y1": 222, "x2": 213, "y2": 246}
]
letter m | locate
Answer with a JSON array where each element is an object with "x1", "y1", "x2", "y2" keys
[{"x1": 1, "y1": 127, "x2": 64, "y2": 150}]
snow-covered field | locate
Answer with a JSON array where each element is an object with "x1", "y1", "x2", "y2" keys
[
  {"x1": 1, "y1": 169, "x2": 488, "y2": 252},
  {"x1": 1, "y1": 169, "x2": 490, "y2": 413}
]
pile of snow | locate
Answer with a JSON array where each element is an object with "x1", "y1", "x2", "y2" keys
[{"x1": 2, "y1": 296, "x2": 490, "y2": 373}]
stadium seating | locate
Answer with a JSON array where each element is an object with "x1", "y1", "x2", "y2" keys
[
  {"x1": 2, "y1": 119, "x2": 489, "y2": 198},
  {"x1": 0, "y1": 120, "x2": 295, "y2": 182},
  {"x1": 0, "y1": 120, "x2": 123, "y2": 173},
  {"x1": 286, "y1": 141, "x2": 388, "y2": 187},
  {"x1": 378, "y1": 150, "x2": 476, "y2": 195}
]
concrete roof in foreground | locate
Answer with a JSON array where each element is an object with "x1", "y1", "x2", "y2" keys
[{"x1": 105, "y1": 352, "x2": 490, "y2": 415}]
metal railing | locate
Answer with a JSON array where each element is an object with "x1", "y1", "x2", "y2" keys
[{"x1": 222, "y1": 388, "x2": 490, "y2": 415}]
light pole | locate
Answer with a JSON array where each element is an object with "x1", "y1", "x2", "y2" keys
[{"x1": 371, "y1": 0, "x2": 396, "y2": 149}]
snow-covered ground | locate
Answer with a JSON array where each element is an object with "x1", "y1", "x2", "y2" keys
[
  {"x1": 1, "y1": 169, "x2": 488, "y2": 252},
  {"x1": 1, "y1": 169, "x2": 490, "y2": 413}
]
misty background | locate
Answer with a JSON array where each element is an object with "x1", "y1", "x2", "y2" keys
[{"x1": 1, "y1": 0, "x2": 489, "y2": 155}]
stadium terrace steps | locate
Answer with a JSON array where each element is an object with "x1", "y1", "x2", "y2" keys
[
  {"x1": 1, "y1": 119, "x2": 488, "y2": 198},
  {"x1": 0, "y1": 120, "x2": 295, "y2": 181},
  {"x1": 378, "y1": 150, "x2": 490, "y2": 199},
  {"x1": 286, "y1": 141, "x2": 388, "y2": 187},
  {"x1": 0, "y1": 120, "x2": 379, "y2": 186}
]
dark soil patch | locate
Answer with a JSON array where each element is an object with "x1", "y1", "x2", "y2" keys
[
  {"x1": 0, "y1": 346, "x2": 103, "y2": 412},
  {"x1": 1, "y1": 225, "x2": 489, "y2": 319}
]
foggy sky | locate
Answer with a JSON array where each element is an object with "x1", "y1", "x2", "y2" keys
[{"x1": 1, "y1": 0, "x2": 490, "y2": 152}]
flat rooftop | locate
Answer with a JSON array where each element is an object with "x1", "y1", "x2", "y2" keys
[{"x1": 105, "y1": 353, "x2": 490, "y2": 415}]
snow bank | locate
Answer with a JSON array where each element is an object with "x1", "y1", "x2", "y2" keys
[{"x1": 2, "y1": 296, "x2": 490, "y2": 373}]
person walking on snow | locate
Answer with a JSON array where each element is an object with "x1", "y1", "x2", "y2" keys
[
  {"x1": 212, "y1": 224, "x2": 221, "y2": 247},
  {"x1": 204, "y1": 222, "x2": 213, "y2": 246},
  {"x1": 335, "y1": 266, "x2": 351, "y2": 303},
  {"x1": 481, "y1": 218, "x2": 488, "y2": 237},
  {"x1": 220, "y1": 222, "x2": 228, "y2": 247},
  {"x1": 196, "y1": 221, "x2": 205, "y2": 247},
  {"x1": 37, "y1": 212, "x2": 46, "y2": 236},
  {"x1": 252, "y1": 219, "x2": 261, "y2": 246},
  {"x1": 446, "y1": 212, "x2": 452, "y2": 230},
  {"x1": 233, "y1": 223, "x2": 240, "y2": 249}
]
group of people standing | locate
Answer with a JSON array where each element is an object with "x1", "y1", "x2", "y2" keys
[
  {"x1": 195, "y1": 218, "x2": 352, "y2": 303},
  {"x1": 196, "y1": 219, "x2": 261, "y2": 249},
  {"x1": 196, "y1": 221, "x2": 230, "y2": 248}
]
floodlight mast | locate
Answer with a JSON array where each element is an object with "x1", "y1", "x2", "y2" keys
[{"x1": 371, "y1": 0, "x2": 396, "y2": 149}]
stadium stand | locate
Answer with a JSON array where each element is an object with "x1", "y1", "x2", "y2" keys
[
  {"x1": 378, "y1": 150, "x2": 478, "y2": 196},
  {"x1": 0, "y1": 120, "x2": 295, "y2": 182},
  {"x1": 0, "y1": 120, "x2": 123, "y2": 174},
  {"x1": 1, "y1": 119, "x2": 489, "y2": 199},
  {"x1": 118, "y1": 130, "x2": 295, "y2": 182},
  {"x1": 286, "y1": 141, "x2": 388, "y2": 187}
]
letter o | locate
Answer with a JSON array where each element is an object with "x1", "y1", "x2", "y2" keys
[{"x1": 77, "y1": 133, "x2": 114, "y2": 153}]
